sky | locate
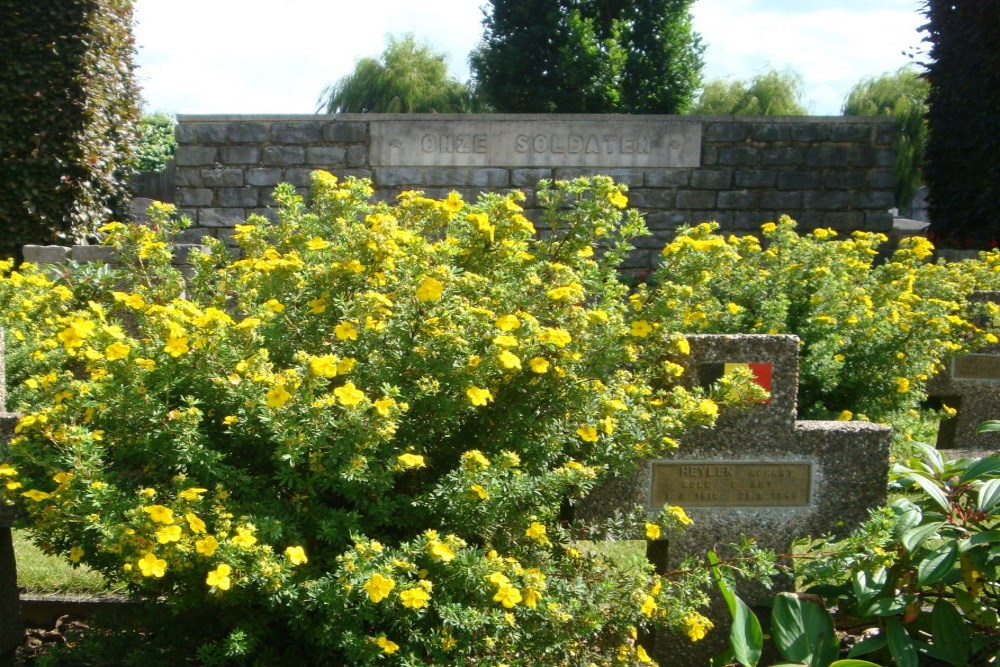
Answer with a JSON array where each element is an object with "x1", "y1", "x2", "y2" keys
[{"x1": 133, "y1": 0, "x2": 927, "y2": 117}]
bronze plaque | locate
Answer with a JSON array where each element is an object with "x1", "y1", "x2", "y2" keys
[
  {"x1": 952, "y1": 354, "x2": 1000, "y2": 381},
  {"x1": 651, "y1": 462, "x2": 811, "y2": 508}
]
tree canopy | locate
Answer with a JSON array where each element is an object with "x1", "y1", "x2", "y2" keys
[
  {"x1": 843, "y1": 67, "x2": 928, "y2": 210},
  {"x1": 688, "y1": 70, "x2": 807, "y2": 116},
  {"x1": 317, "y1": 35, "x2": 472, "y2": 114},
  {"x1": 469, "y1": 0, "x2": 704, "y2": 113}
]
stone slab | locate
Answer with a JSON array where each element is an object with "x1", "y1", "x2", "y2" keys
[
  {"x1": 370, "y1": 119, "x2": 701, "y2": 169},
  {"x1": 650, "y1": 461, "x2": 812, "y2": 507},
  {"x1": 951, "y1": 353, "x2": 1000, "y2": 380}
]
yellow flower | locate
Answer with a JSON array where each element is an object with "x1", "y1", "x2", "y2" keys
[
  {"x1": 498, "y1": 350, "x2": 521, "y2": 370},
  {"x1": 308, "y1": 296, "x2": 328, "y2": 314},
  {"x1": 195, "y1": 536, "x2": 219, "y2": 557},
  {"x1": 495, "y1": 314, "x2": 520, "y2": 331},
  {"x1": 636, "y1": 644, "x2": 654, "y2": 663},
  {"x1": 896, "y1": 377, "x2": 910, "y2": 393},
  {"x1": 231, "y1": 527, "x2": 258, "y2": 548},
  {"x1": 206, "y1": 564, "x2": 232, "y2": 590},
  {"x1": 334, "y1": 382, "x2": 366, "y2": 407},
  {"x1": 285, "y1": 546, "x2": 308, "y2": 565},
  {"x1": 373, "y1": 397, "x2": 395, "y2": 416},
  {"x1": 667, "y1": 505, "x2": 693, "y2": 526},
  {"x1": 186, "y1": 512, "x2": 207, "y2": 534},
  {"x1": 310, "y1": 354, "x2": 340, "y2": 377},
  {"x1": 525, "y1": 522, "x2": 547, "y2": 542},
  {"x1": 698, "y1": 399, "x2": 719, "y2": 418},
  {"x1": 164, "y1": 337, "x2": 190, "y2": 357},
  {"x1": 416, "y1": 276, "x2": 444, "y2": 302},
  {"x1": 179, "y1": 487, "x2": 208, "y2": 501},
  {"x1": 640, "y1": 595, "x2": 657, "y2": 617},
  {"x1": 466, "y1": 386, "x2": 493, "y2": 406},
  {"x1": 306, "y1": 237, "x2": 330, "y2": 251},
  {"x1": 156, "y1": 525, "x2": 183, "y2": 544},
  {"x1": 397, "y1": 453, "x2": 426, "y2": 469},
  {"x1": 528, "y1": 357, "x2": 549, "y2": 374},
  {"x1": 265, "y1": 298, "x2": 285, "y2": 313},
  {"x1": 493, "y1": 585, "x2": 522, "y2": 608},
  {"x1": 645, "y1": 523, "x2": 661, "y2": 540},
  {"x1": 399, "y1": 586, "x2": 431, "y2": 609},
  {"x1": 428, "y1": 540, "x2": 455, "y2": 562},
  {"x1": 138, "y1": 552, "x2": 167, "y2": 578},
  {"x1": 675, "y1": 338, "x2": 691, "y2": 355},
  {"x1": 365, "y1": 573, "x2": 396, "y2": 603},
  {"x1": 607, "y1": 191, "x2": 628, "y2": 208},
  {"x1": 105, "y1": 342, "x2": 131, "y2": 361},
  {"x1": 266, "y1": 385, "x2": 292, "y2": 409},
  {"x1": 440, "y1": 192, "x2": 463, "y2": 213},
  {"x1": 470, "y1": 484, "x2": 489, "y2": 500},
  {"x1": 685, "y1": 612, "x2": 714, "y2": 642},
  {"x1": 334, "y1": 321, "x2": 358, "y2": 341},
  {"x1": 0, "y1": 464, "x2": 16, "y2": 477},
  {"x1": 630, "y1": 320, "x2": 653, "y2": 337},
  {"x1": 52, "y1": 472, "x2": 73, "y2": 484},
  {"x1": 576, "y1": 425, "x2": 599, "y2": 442},
  {"x1": 492, "y1": 334, "x2": 518, "y2": 348},
  {"x1": 69, "y1": 547, "x2": 84, "y2": 563},
  {"x1": 143, "y1": 505, "x2": 174, "y2": 524},
  {"x1": 135, "y1": 358, "x2": 156, "y2": 371},
  {"x1": 374, "y1": 635, "x2": 400, "y2": 655},
  {"x1": 537, "y1": 328, "x2": 572, "y2": 348}
]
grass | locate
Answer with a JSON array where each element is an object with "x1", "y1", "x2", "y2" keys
[{"x1": 12, "y1": 528, "x2": 122, "y2": 596}]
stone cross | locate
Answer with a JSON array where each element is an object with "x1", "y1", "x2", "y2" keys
[
  {"x1": 576, "y1": 334, "x2": 892, "y2": 666},
  {"x1": 0, "y1": 329, "x2": 24, "y2": 659}
]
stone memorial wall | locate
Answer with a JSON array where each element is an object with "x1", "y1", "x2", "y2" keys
[
  {"x1": 0, "y1": 330, "x2": 24, "y2": 658},
  {"x1": 172, "y1": 114, "x2": 896, "y2": 269}
]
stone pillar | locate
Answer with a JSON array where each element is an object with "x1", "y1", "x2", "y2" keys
[{"x1": 0, "y1": 329, "x2": 23, "y2": 659}]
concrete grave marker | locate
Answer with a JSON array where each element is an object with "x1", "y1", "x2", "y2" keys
[
  {"x1": 926, "y1": 291, "x2": 1000, "y2": 451},
  {"x1": 0, "y1": 329, "x2": 24, "y2": 659},
  {"x1": 576, "y1": 334, "x2": 891, "y2": 665}
]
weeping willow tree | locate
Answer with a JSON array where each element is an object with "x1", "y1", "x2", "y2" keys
[
  {"x1": 843, "y1": 67, "x2": 928, "y2": 210},
  {"x1": 316, "y1": 34, "x2": 472, "y2": 114},
  {"x1": 688, "y1": 69, "x2": 807, "y2": 116}
]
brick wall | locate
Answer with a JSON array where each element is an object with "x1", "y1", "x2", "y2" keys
[{"x1": 173, "y1": 114, "x2": 896, "y2": 269}]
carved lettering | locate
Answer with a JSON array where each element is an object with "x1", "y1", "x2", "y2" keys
[{"x1": 652, "y1": 462, "x2": 811, "y2": 508}]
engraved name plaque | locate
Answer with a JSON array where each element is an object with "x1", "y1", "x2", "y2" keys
[
  {"x1": 952, "y1": 354, "x2": 1000, "y2": 381},
  {"x1": 650, "y1": 461, "x2": 812, "y2": 508},
  {"x1": 370, "y1": 119, "x2": 701, "y2": 168}
]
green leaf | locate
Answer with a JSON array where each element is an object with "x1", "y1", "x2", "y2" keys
[
  {"x1": 847, "y1": 633, "x2": 886, "y2": 658},
  {"x1": 863, "y1": 596, "x2": 910, "y2": 617},
  {"x1": 829, "y1": 661, "x2": 884, "y2": 667},
  {"x1": 710, "y1": 551, "x2": 763, "y2": 666},
  {"x1": 902, "y1": 521, "x2": 944, "y2": 553},
  {"x1": 929, "y1": 598, "x2": 969, "y2": 665},
  {"x1": 912, "y1": 441, "x2": 944, "y2": 474},
  {"x1": 904, "y1": 472, "x2": 952, "y2": 513},
  {"x1": 916, "y1": 541, "x2": 958, "y2": 585},
  {"x1": 975, "y1": 419, "x2": 1000, "y2": 433},
  {"x1": 889, "y1": 499, "x2": 922, "y2": 540},
  {"x1": 965, "y1": 529, "x2": 1000, "y2": 549},
  {"x1": 957, "y1": 455, "x2": 1000, "y2": 483},
  {"x1": 886, "y1": 618, "x2": 919, "y2": 667},
  {"x1": 977, "y1": 478, "x2": 1000, "y2": 512},
  {"x1": 772, "y1": 593, "x2": 810, "y2": 662}
]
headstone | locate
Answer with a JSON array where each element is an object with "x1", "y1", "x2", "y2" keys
[
  {"x1": 576, "y1": 334, "x2": 891, "y2": 665},
  {"x1": 926, "y1": 291, "x2": 1000, "y2": 450},
  {"x1": 0, "y1": 329, "x2": 24, "y2": 659}
]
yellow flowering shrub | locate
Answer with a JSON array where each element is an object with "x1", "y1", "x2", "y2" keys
[{"x1": 0, "y1": 175, "x2": 723, "y2": 664}]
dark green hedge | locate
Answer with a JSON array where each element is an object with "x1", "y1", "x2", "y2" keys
[
  {"x1": 924, "y1": 0, "x2": 1000, "y2": 249},
  {"x1": 0, "y1": 1, "x2": 139, "y2": 261}
]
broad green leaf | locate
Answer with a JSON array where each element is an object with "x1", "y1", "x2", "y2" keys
[
  {"x1": 902, "y1": 521, "x2": 944, "y2": 553},
  {"x1": 957, "y1": 456, "x2": 1000, "y2": 483},
  {"x1": 977, "y1": 478, "x2": 1000, "y2": 512},
  {"x1": 710, "y1": 551, "x2": 763, "y2": 666},
  {"x1": 965, "y1": 529, "x2": 1000, "y2": 549},
  {"x1": 886, "y1": 618, "x2": 918, "y2": 667},
  {"x1": 916, "y1": 542, "x2": 958, "y2": 585},
  {"x1": 829, "y1": 661, "x2": 884, "y2": 667},
  {"x1": 772, "y1": 593, "x2": 810, "y2": 662},
  {"x1": 975, "y1": 420, "x2": 1000, "y2": 433},
  {"x1": 847, "y1": 633, "x2": 886, "y2": 658},
  {"x1": 864, "y1": 596, "x2": 910, "y2": 617},
  {"x1": 928, "y1": 599, "x2": 969, "y2": 665},
  {"x1": 912, "y1": 441, "x2": 944, "y2": 474},
  {"x1": 889, "y1": 499, "x2": 922, "y2": 540},
  {"x1": 904, "y1": 472, "x2": 951, "y2": 513}
]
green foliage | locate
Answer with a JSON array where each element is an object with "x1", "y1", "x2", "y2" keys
[
  {"x1": 135, "y1": 113, "x2": 177, "y2": 173},
  {"x1": 923, "y1": 1, "x2": 1000, "y2": 248},
  {"x1": 0, "y1": 0, "x2": 140, "y2": 260},
  {"x1": 843, "y1": 67, "x2": 929, "y2": 210},
  {"x1": 0, "y1": 177, "x2": 728, "y2": 663},
  {"x1": 689, "y1": 69, "x2": 807, "y2": 116},
  {"x1": 470, "y1": 0, "x2": 704, "y2": 113},
  {"x1": 317, "y1": 34, "x2": 473, "y2": 113},
  {"x1": 639, "y1": 219, "x2": 998, "y2": 420}
]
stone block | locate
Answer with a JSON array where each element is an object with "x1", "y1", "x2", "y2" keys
[
  {"x1": 338, "y1": 168, "x2": 373, "y2": 180},
  {"x1": 806, "y1": 146, "x2": 853, "y2": 168},
  {"x1": 867, "y1": 169, "x2": 895, "y2": 189},
  {"x1": 346, "y1": 145, "x2": 368, "y2": 168},
  {"x1": 469, "y1": 169, "x2": 510, "y2": 188},
  {"x1": 176, "y1": 188, "x2": 213, "y2": 207},
  {"x1": 199, "y1": 208, "x2": 246, "y2": 227},
  {"x1": 700, "y1": 146, "x2": 719, "y2": 166},
  {"x1": 733, "y1": 170, "x2": 777, "y2": 188},
  {"x1": 643, "y1": 169, "x2": 691, "y2": 188},
  {"x1": 704, "y1": 122, "x2": 751, "y2": 143},
  {"x1": 852, "y1": 190, "x2": 895, "y2": 209},
  {"x1": 864, "y1": 210, "x2": 893, "y2": 231},
  {"x1": 376, "y1": 167, "x2": 425, "y2": 186},
  {"x1": 227, "y1": 122, "x2": 270, "y2": 143},
  {"x1": 200, "y1": 168, "x2": 244, "y2": 187},
  {"x1": 717, "y1": 147, "x2": 759, "y2": 167},
  {"x1": 759, "y1": 146, "x2": 804, "y2": 166},
  {"x1": 803, "y1": 191, "x2": 850, "y2": 209},
  {"x1": 511, "y1": 168, "x2": 553, "y2": 187},
  {"x1": 422, "y1": 168, "x2": 470, "y2": 187},
  {"x1": 690, "y1": 169, "x2": 731, "y2": 190},
  {"x1": 874, "y1": 123, "x2": 897, "y2": 146},
  {"x1": 262, "y1": 146, "x2": 306, "y2": 167},
  {"x1": 281, "y1": 168, "x2": 315, "y2": 187},
  {"x1": 647, "y1": 210, "x2": 695, "y2": 229},
  {"x1": 821, "y1": 211, "x2": 866, "y2": 230},
  {"x1": 176, "y1": 123, "x2": 228, "y2": 144},
  {"x1": 553, "y1": 168, "x2": 645, "y2": 187},
  {"x1": 323, "y1": 121, "x2": 368, "y2": 143},
  {"x1": 271, "y1": 122, "x2": 322, "y2": 144},
  {"x1": 218, "y1": 146, "x2": 260, "y2": 165},
  {"x1": 750, "y1": 123, "x2": 792, "y2": 142},
  {"x1": 217, "y1": 188, "x2": 259, "y2": 207},
  {"x1": 823, "y1": 171, "x2": 866, "y2": 189},
  {"x1": 626, "y1": 189, "x2": 675, "y2": 208},
  {"x1": 21, "y1": 245, "x2": 69, "y2": 264},
  {"x1": 174, "y1": 227, "x2": 213, "y2": 245},
  {"x1": 675, "y1": 190, "x2": 717, "y2": 209},
  {"x1": 829, "y1": 123, "x2": 873, "y2": 143},
  {"x1": 758, "y1": 191, "x2": 802, "y2": 210},
  {"x1": 777, "y1": 172, "x2": 821, "y2": 190},
  {"x1": 172, "y1": 244, "x2": 206, "y2": 265},
  {"x1": 717, "y1": 190, "x2": 756, "y2": 209},
  {"x1": 69, "y1": 245, "x2": 118, "y2": 264},
  {"x1": 174, "y1": 169, "x2": 204, "y2": 187},
  {"x1": 174, "y1": 146, "x2": 217, "y2": 167},
  {"x1": 246, "y1": 168, "x2": 282, "y2": 187},
  {"x1": 791, "y1": 124, "x2": 829, "y2": 143},
  {"x1": 306, "y1": 146, "x2": 348, "y2": 166}
]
